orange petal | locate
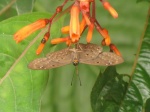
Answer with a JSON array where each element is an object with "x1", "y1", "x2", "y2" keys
[
  {"x1": 80, "y1": 17, "x2": 86, "y2": 34},
  {"x1": 61, "y1": 26, "x2": 70, "y2": 34},
  {"x1": 36, "y1": 43, "x2": 45, "y2": 55},
  {"x1": 14, "y1": 19, "x2": 49, "y2": 43}
]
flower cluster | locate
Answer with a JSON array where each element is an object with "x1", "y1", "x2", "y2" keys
[{"x1": 14, "y1": 0, "x2": 121, "y2": 56}]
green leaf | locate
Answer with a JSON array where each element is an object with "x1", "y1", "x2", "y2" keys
[
  {"x1": 145, "y1": 98, "x2": 150, "y2": 112},
  {"x1": 137, "y1": 0, "x2": 150, "y2": 3},
  {"x1": 0, "y1": 0, "x2": 17, "y2": 21},
  {"x1": 16, "y1": 0, "x2": 35, "y2": 14},
  {"x1": 91, "y1": 66, "x2": 130, "y2": 112},
  {"x1": 91, "y1": 7, "x2": 150, "y2": 112},
  {"x1": 119, "y1": 8, "x2": 150, "y2": 111},
  {"x1": 0, "y1": 12, "x2": 63, "y2": 112}
]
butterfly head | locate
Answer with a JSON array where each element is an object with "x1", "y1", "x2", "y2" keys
[{"x1": 73, "y1": 58, "x2": 79, "y2": 66}]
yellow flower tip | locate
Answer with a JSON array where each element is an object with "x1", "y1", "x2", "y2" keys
[
  {"x1": 101, "y1": 31, "x2": 111, "y2": 46},
  {"x1": 103, "y1": 2, "x2": 118, "y2": 18},
  {"x1": 13, "y1": 19, "x2": 49, "y2": 42},
  {"x1": 101, "y1": 37, "x2": 111, "y2": 46},
  {"x1": 101, "y1": 29, "x2": 111, "y2": 46},
  {"x1": 108, "y1": 7, "x2": 118, "y2": 19},
  {"x1": 61, "y1": 26, "x2": 70, "y2": 34},
  {"x1": 36, "y1": 43, "x2": 45, "y2": 55},
  {"x1": 105, "y1": 37, "x2": 111, "y2": 46}
]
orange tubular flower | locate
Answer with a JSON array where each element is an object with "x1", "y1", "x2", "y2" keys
[
  {"x1": 14, "y1": 19, "x2": 49, "y2": 43},
  {"x1": 80, "y1": 1, "x2": 91, "y2": 26},
  {"x1": 86, "y1": 23, "x2": 94, "y2": 43},
  {"x1": 51, "y1": 37, "x2": 69, "y2": 45},
  {"x1": 36, "y1": 32, "x2": 50, "y2": 55},
  {"x1": 61, "y1": 16, "x2": 86, "y2": 35},
  {"x1": 80, "y1": 17, "x2": 86, "y2": 34},
  {"x1": 97, "y1": 28, "x2": 111, "y2": 46},
  {"x1": 70, "y1": 3, "x2": 80, "y2": 43},
  {"x1": 102, "y1": 2, "x2": 118, "y2": 18}
]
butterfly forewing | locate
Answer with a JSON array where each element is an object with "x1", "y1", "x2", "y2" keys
[
  {"x1": 46, "y1": 48, "x2": 72, "y2": 63},
  {"x1": 28, "y1": 48, "x2": 72, "y2": 70},
  {"x1": 28, "y1": 57, "x2": 72, "y2": 70},
  {"x1": 78, "y1": 43, "x2": 103, "y2": 60},
  {"x1": 80, "y1": 52, "x2": 124, "y2": 66}
]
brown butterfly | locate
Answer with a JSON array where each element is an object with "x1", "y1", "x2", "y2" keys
[{"x1": 28, "y1": 43, "x2": 124, "y2": 70}]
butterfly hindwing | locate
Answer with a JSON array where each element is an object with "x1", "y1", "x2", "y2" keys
[{"x1": 80, "y1": 52, "x2": 124, "y2": 66}]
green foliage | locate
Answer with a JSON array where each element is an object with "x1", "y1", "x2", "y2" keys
[
  {"x1": 16, "y1": 0, "x2": 35, "y2": 14},
  {"x1": 145, "y1": 98, "x2": 150, "y2": 112},
  {"x1": 91, "y1": 5, "x2": 150, "y2": 112},
  {"x1": 0, "y1": 12, "x2": 51, "y2": 112},
  {"x1": 91, "y1": 67, "x2": 130, "y2": 112},
  {"x1": 0, "y1": 0, "x2": 149, "y2": 112},
  {"x1": 137, "y1": 0, "x2": 150, "y2": 3}
]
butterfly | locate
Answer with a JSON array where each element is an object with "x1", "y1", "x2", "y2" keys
[{"x1": 28, "y1": 43, "x2": 124, "y2": 70}]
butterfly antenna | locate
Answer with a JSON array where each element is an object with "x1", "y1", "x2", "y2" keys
[
  {"x1": 76, "y1": 66, "x2": 82, "y2": 86},
  {"x1": 71, "y1": 66, "x2": 82, "y2": 86},
  {"x1": 71, "y1": 69, "x2": 75, "y2": 86}
]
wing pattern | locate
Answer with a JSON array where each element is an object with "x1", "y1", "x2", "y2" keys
[
  {"x1": 28, "y1": 48, "x2": 72, "y2": 69},
  {"x1": 28, "y1": 43, "x2": 124, "y2": 70}
]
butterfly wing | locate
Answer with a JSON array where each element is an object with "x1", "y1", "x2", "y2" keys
[
  {"x1": 46, "y1": 48, "x2": 73, "y2": 63},
  {"x1": 78, "y1": 43, "x2": 103, "y2": 60},
  {"x1": 28, "y1": 48, "x2": 72, "y2": 70},
  {"x1": 80, "y1": 52, "x2": 124, "y2": 66}
]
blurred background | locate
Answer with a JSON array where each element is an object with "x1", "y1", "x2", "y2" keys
[{"x1": 0, "y1": 0, "x2": 149, "y2": 112}]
